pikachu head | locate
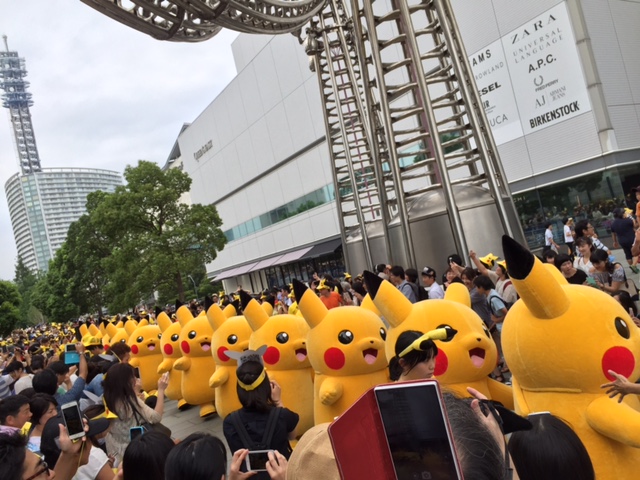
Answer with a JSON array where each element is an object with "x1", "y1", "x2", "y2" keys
[{"x1": 206, "y1": 301, "x2": 252, "y2": 367}]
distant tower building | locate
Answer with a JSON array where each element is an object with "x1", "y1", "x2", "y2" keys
[
  {"x1": 1, "y1": 37, "x2": 122, "y2": 273},
  {"x1": 0, "y1": 35, "x2": 41, "y2": 173}
]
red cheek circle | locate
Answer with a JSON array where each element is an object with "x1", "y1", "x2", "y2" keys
[
  {"x1": 181, "y1": 341, "x2": 190, "y2": 354},
  {"x1": 130, "y1": 345, "x2": 139, "y2": 355},
  {"x1": 433, "y1": 348, "x2": 449, "y2": 377},
  {"x1": 217, "y1": 347, "x2": 230, "y2": 362},
  {"x1": 104, "y1": 344, "x2": 110, "y2": 350},
  {"x1": 164, "y1": 344, "x2": 173, "y2": 355},
  {"x1": 602, "y1": 346, "x2": 635, "y2": 381},
  {"x1": 263, "y1": 347, "x2": 280, "y2": 365},
  {"x1": 324, "y1": 347, "x2": 346, "y2": 370}
]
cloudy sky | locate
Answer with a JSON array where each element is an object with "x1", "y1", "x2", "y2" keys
[{"x1": 0, "y1": 2, "x2": 239, "y2": 280}]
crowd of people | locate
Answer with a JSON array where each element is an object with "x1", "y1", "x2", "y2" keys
[{"x1": 0, "y1": 209, "x2": 639, "y2": 480}]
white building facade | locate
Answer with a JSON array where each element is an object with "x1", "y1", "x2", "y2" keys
[
  {"x1": 177, "y1": 0, "x2": 640, "y2": 291},
  {"x1": 5, "y1": 168, "x2": 122, "y2": 273}
]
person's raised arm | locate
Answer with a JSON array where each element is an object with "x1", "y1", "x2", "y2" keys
[
  {"x1": 601, "y1": 370, "x2": 640, "y2": 402},
  {"x1": 153, "y1": 372, "x2": 169, "y2": 417},
  {"x1": 77, "y1": 343, "x2": 88, "y2": 380},
  {"x1": 469, "y1": 250, "x2": 489, "y2": 276}
]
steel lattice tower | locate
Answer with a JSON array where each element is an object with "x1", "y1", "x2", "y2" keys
[{"x1": 0, "y1": 36, "x2": 42, "y2": 174}]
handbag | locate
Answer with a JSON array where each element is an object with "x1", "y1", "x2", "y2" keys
[{"x1": 133, "y1": 409, "x2": 172, "y2": 437}]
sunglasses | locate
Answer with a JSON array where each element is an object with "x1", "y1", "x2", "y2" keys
[{"x1": 25, "y1": 459, "x2": 49, "y2": 480}]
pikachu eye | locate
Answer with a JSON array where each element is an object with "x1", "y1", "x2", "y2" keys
[
  {"x1": 481, "y1": 324, "x2": 491, "y2": 339},
  {"x1": 136, "y1": 336, "x2": 144, "y2": 343},
  {"x1": 276, "y1": 332, "x2": 289, "y2": 344},
  {"x1": 158, "y1": 333, "x2": 162, "y2": 340},
  {"x1": 338, "y1": 330, "x2": 354, "y2": 344},
  {"x1": 379, "y1": 328, "x2": 387, "y2": 341},
  {"x1": 227, "y1": 335, "x2": 238, "y2": 345},
  {"x1": 171, "y1": 334, "x2": 179, "y2": 342},
  {"x1": 615, "y1": 317, "x2": 630, "y2": 339},
  {"x1": 188, "y1": 331, "x2": 197, "y2": 340}
]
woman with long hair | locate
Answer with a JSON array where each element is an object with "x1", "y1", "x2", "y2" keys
[
  {"x1": 591, "y1": 249, "x2": 626, "y2": 295},
  {"x1": 103, "y1": 363, "x2": 168, "y2": 465},
  {"x1": 573, "y1": 237, "x2": 595, "y2": 275},
  {"x1": 26, "y1": 394, "x2": 57, "y2": 455},
  {"x1": 388, "y1": 330, "x2": 444, "y2": 382}
]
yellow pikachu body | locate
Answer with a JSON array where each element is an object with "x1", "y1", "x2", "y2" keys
[
  {"x1": 127, "y1": 324, "x2": 163, "y2": 393},
  {"x1": 156, "y1": 311, "x2": 188, "y2": 402},
  {"x1": 501, "y1": 236, "x2": 640, "y2": 480},
  {"x1": 293, "y1": 280, "x2": 389, "y2": 425},
  {"x1": 206, "y1": 305, "x2": 253, "y2": 418},
  {"x1": 241, "y1": 291, "x2": 314, "y2": 435},
  {"x1": 363, "y1": 273, "x2": 512, "y2": 408},
  {"x1": 173, "y1": 306, "x2": 217, "y2": 417}
]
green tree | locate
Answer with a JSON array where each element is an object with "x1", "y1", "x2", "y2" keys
[
  {"x1": 91, "y1": 161, "x2": 227, "y2": 310},
  {"x1": 13, "y1": 256, "x2": 40, "y2": 326},
  {"x1": 30, "y1": 246, "x2": 80, "y2": 322},
  {"x1": 0, "y1": 281, "x2": 22, "y2": 335}
]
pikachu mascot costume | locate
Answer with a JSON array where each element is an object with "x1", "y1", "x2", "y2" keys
[
  {"x1": 206, "y1": 299, "x2": 253, "y2": 418},
  {"x1": 127, "y1": 320, "x2": 163, "y2": 393},
  {"x1": 105, "y1": 320, "x2": 138, "y2": 349},
  {"x1": 363, "y1": 271, "x2": 512, "y2": 408},
  {"x1": 156, "y1": 307, "x2": 189, "y2": 408},
  {"x1": 501, "y1": 235, "x2": 640, "y2": 480},
  {"x1": 292, "y1": 279, "x2": 389, "y2": 425},
  {"x1": 239, "y1": 290, "x2": 314, "y2": 435},
  {"x1": 173, "y1": 303, "x2": 217, "y2": 417}
]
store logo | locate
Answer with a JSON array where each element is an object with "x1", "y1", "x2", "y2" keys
[
  {"x1": 471, "y1": 49, "x2": 491, "y2": 66},
  {"x1": 511, "y1": 14, "x2": 557, "y2": 44},
  {"x1": 194, "y1": 140, "x2": 213, "y2": 161}
]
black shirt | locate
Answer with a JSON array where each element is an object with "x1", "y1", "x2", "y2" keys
[
  {"x1": 223, "y1": 406, "x2": 299, "y2": 477},
  {"x1": 567, "y1": 269, "x2": 588, "y2": 285}
]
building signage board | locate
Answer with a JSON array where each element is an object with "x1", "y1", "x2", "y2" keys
[{"x1": 468, "y1": 2, "x2": 592, "y2": 144}]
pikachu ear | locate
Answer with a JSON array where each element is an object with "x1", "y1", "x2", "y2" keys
[
  {"x1": 240, "y1": 291, "x2": 269, "y2": 331},
  {"x1": 261, "y1": 301, "x2": 274, "y2": 317},
  {"x1": 124, "y1": 321, "x2": 137, "y2": 336},
  {"x1": 363, "y1": 271, "x2": 412, "y2": 328},
  {"x1": 543, "y1": 263, "x2": 569, "y2": 285},
  {"x1": 176, "y1": 305, "x2": 194, "y2": 326},
  {"x1": 360, "y1": 294, "x2": 381, "y2": 317},
  {"x1": 206, "y1": 303, "x2": 227, "y2": 331},
  {"x1": 157, "y1": 312, "x2": 172, "y2": 332},
  {"x1": 443, "y1": 283, "x2": 471, "y2": 307},
  {"x1": 79, "y1": 325, "x2": 89, "y2": 337},
  {"x1": 138, "y1": 319, "x2": 149, "y2": 327},
  {"x1": 106, "y1": 323, "x2": 118, "y2": 338},
  {"x1": 502, "y1": 235, "x2": 570, "y2": 319},
  {"x1": 293, "y1": 279, "x2": 327, "y2": 329},
  {"x1": 223, "y1": 303, "x2": 237, "y2": 318},
  {"x1": 88, "y1": 324, "x2": 100, "y2": 337}
]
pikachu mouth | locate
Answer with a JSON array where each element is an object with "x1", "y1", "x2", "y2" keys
[
  {"x1": 469, "y1": 348, "x2": 485, "y2": 368},
  {"x1": 363, "y1": 348, "x2": 378, "y2": 365},
  {"x1": 147, "y1": 342, "x2": 156, "y2": 351},
  {"x1": 295, "y1": 348, "x2": 307, "y2": 362},
  {"x1": 201, "y1": 342, "x2": 211, "y2": 352}
]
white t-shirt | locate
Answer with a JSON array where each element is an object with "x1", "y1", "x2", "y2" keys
[
  {"x1": 14, "y1": 374, "x2": 33, "y2": 394},
  {"x1": 427, "y1": 282, "x2": 445, "y2": 299},
  {"x1": 545, "y1": 228, "x2": 554, "y2": 246},
  {"x1": 563, "y1": 225, "x2": 573, "y2": 243},
  {"x1": 73, "y1": 446, "x2": 110, "y2": 480}
]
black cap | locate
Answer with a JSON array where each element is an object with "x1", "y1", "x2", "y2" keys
[
  {"x1": 447, "y1": 254, "x2": 463, "y2": 266},
  {"x1": 421, "y1": 267, "x2": 436, "y2": 277},
  {"x1": 632, "y1": 185, "x2": 640, "y2": 193}
]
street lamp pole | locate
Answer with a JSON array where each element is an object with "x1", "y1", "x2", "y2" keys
[{"x1": 187, "y1": 275, "x2": 198, "y2": 299}]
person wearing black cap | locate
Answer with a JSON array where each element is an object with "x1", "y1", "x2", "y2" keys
[{"x1": 421, "y1": 267, "x2": 444, "y2": 299}]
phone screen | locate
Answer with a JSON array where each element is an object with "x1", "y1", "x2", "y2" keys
[
  {"x1": 62, "y1": 403, "x2": 85, "y2": 438},
  {"x1": 65, "y1": 344, "x2": 77, "y2": 352},
  {"x1": 375, "y1": 383, "x2": 461, "y2": 480},
  {"x1": 247, "y1": 450, "x2": 271, "y2": 471},
  {"x1": 130, "y1": 427, "x2": 144, "y2": 441},
  {"x1": 134, "y1": 367, "x2": 140, "y2": 379},
  {"x1": 64, "y1": 351, "x2": 80, "y2": 365}
]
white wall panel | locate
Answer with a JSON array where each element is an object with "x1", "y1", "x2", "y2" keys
[
  {"x1": 450, "y1": 0, "x2": 501, "y2": 52},
  {"x1": 283, "y1": 86, "x2": 316, "y2": 153},
  {"x1": 526, "y1": 113, "x2": 601, "y2": 174},
  {"x1": 253, "y1": 46, "x2": 282, "y2": 114},
  {"x1": 491, "y1": 0, "x2": 563, "y2": 35},
  {"x1": 237, "y1": 64, "x2": 265, "y2": 128},
  {"x1": 265, "y1": 103, "x2": 295, "y2": 164},
  {"x1": 497, "y1": 137, "x2": 533, "y2": 183},
  {"x1": 609, "y1": 1, "x2": 640, "y2": 104},
  {"x1": 609, "y1": 105, "x2": 640, "y2": 150},
  {"x1": 271, "y1": 35, "x2": 308, "y2": 100},
  {"x1": 303, "y1": 76, "x2": 326, "y2": 139}
]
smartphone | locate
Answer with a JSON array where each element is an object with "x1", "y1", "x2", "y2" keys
[
  {"x1": 133, "y1": 367, "x2": 140, "y2": 379},
  {"x1": 64, "y1": 344, "x2": 80, "y2": 365},
  {"x1": 245, "y1": 450, "x2": 274, "y2": 472},
  {"x1": 129, "y1": 426, "x2": 145, "y2": 441},
  {"x1": 374, "y1": 381, "x2": 462, "y2": 480},
  {"x1": 61, "y1": 401, "x2": 85, "y2": 441},
  {"x1": 586, "y1": 277, "x2": 597, "y2": 288}
]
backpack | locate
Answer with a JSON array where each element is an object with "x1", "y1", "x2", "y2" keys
[
  {"x1": 228, "y1": 407, "x2": 284, "y2": 452},
  {"x1": 487, "y1": 291, "x2": 507, "y2": 318},
  {"x1": 417, "y1": 285, "x2": 430, "y2": 301},
  {"x1": 500, "y1": 280, "x2": 516, "y2": 309}
]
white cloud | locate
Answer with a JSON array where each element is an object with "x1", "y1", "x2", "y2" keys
[{"x1": 0, "y1": 2, "x2": 239, "y2": 280}]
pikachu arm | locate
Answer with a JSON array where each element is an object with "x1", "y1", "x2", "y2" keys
[
  {"x1": 486, "y1": 378, "x2": 515, "y2": 410},
  {"x1": 157, "y1": 358, "x2": 174, "y2": 374},
  {"x1": 319, "y1": 378, "x2": 344, "y2": 406},
  {"x1": 173, "y1": 357, "x2": 191, "y2": 372},
  {"x1": 586, "y1": 396, "x2": 640, "y2": 447},
  {"x1": 209, "y1": 368, "x2": 229, "y2": 389},
  {"x1": 129, "y1": 358, "x2": 140, "y2": 368},
  {"x1": 509, "y1": 376, "x2": 531, "y2": 416}
]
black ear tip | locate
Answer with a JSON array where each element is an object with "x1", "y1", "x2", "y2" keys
[
  {"x1": 363, "y1": 270, "x2": 382, "y2": 299},
  {"x1": 239, "y1": 290, "x2": 253, "y2": 310},
  {"x1": 502, "y1": 235, "x2": 534, "y2": 280},
  {"x1": 292, "y1": 279, "x2": 308, "y2": 304},
  {"x1": 176, "y1": 300, "x2": 183, "y2": 309},
  {"x1": 231, "y1": 299, "x2": 241, "y2": 313},
  {"x1": 204, "y1": 296, "x2": 213, "y2": 310},
  {"x1": 155, "y1": 306, "x2": 162, "y2": 316}
]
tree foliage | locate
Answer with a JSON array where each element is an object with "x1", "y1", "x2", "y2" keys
[
  {"x1": 0, "y1": 280, "x2": 22, "y2": 336},
  {"x1": 13, "y1": 257, "x2": 41, "y2": 327}
]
